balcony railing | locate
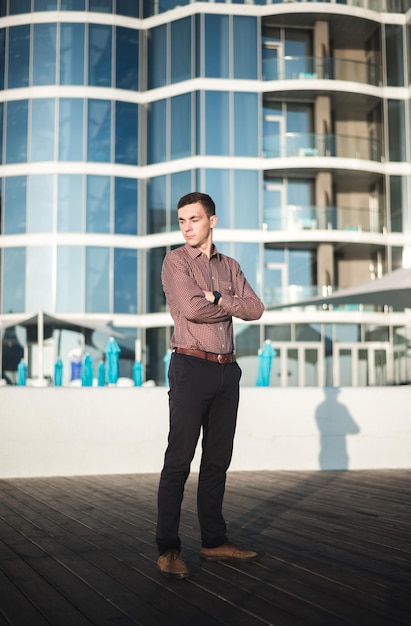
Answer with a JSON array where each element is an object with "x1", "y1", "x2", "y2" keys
[
  {"x1": 262, "y1": 56, "x2": 381, "y2": 86},
  {"x1": 262, "y1": 205, "x2": 386, "y2": 233},
  {"x1": 263, "y1": 133, "x2": 383, "y2": 162}
]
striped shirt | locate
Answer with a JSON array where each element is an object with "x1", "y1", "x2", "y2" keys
[{"x1": 162, "y1": 243, "x2": 264, "y2": 355}]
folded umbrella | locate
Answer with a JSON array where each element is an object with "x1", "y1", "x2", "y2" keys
[
  {"x1": 256, "y1": 340, "x2": 277, "y2": 387},
  {"x1": 54, "y1": 358, "x2": 63, "y2": 386}
]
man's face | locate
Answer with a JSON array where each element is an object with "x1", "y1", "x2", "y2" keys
[{"x1": 178, "y1": 202, "x2": 217, "y2": 250}]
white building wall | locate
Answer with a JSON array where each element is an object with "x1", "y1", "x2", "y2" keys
[{"x1": 1, "y1": 386, "x2": 410, "y2": 478}]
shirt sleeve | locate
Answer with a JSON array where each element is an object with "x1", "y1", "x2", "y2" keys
[
  {"x1": 162, "y1": 251, "x2": 231, "y2": 323},
  {"x1": 219, "y1": 260, "x2": 265, "y2": 322}
]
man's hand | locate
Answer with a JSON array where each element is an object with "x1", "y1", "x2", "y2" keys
[{"x1": 204, "y1": 291, "x2": 221, "y2": 305}]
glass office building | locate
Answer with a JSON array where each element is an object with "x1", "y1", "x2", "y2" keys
[{"x1": 0, "y1": 0, "x2": 410, "y2": 386}]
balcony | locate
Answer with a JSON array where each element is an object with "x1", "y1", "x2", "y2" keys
[
  {"x1": 263, "y1": 205, "x2": 386, "y2": 233},
  {"x1": 263, "y1": 133, "x2": 383, "y2": 162},
  {"x1": 263, "y1": 56, "x2": 381, "y2": 86}
]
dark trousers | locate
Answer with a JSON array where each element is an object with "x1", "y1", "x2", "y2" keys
[{"x1": 156, "y1": 353, "x2": 241, "y2": 554}]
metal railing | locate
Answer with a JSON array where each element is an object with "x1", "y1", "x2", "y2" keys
[
  {"x1": 263, "y1": 132, "x2": 383, "y2": 162},
  {"x1": 262, "y1": 205, "x2": 386, "y2": 233},
  {"x1": 262, "y1": 56, "x2": 381, "y2": 86}
]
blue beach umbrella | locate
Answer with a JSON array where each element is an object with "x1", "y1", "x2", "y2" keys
[
  {"x1": 133, "y1": 361, "x2": 143, "y2": 387},
  {"x1": 17, "y1": 358, "x2": 27, "y2": 386},
  {"x1": 105, "y1": 337, "x2": 121, "y2": 384},
  {"x1": 163, "y1": 349, "x2": 172, "y2": 386},
  {"x1": 81, "y1": 353, "x2": 94, "y2": 387},
  {"x1": 54, "y1": 358, "x2": 63, "y2": 386},
  {"x1": 256, "y1": 340, "x2": 277, "y2": 387},
  {"x1": 97, "y1": 360, "x2": 106, "y2": 387}
]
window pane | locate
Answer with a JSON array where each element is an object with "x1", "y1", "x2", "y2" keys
[
  {"x1": 9, "y1": 0, "x2": 31, "y2": 15},
  {"x1": 86, "y1": 247, "x2": 110, "y2": 313},
  {"x1": 147, "y1": 248, "x2": 166, "y2": 313},
  {"x1": 87, "y1": 175, "x2": 110, "y2": 233},
  {"x1": 205, "y1": 91, "x2": 229, "y2": 155},
  {"x1": 2, "y1": 248, "x2": 26, "y2": 313},
  {"x1": 234, "y1": 93, "x2": 258, "y2": 156},
  {"x1": 6, "y1": 100, "x2": 28, "y2": 163},
  {"x1": 8, "y1": 25, "x2": 30, "y2": 88},
  {"x1": 29, "y1": 175, "x2": 54, "y2": 233},
  {"x1": 233, "y1": 16, "x2": 257, "y2": 79},
  {"x1": 171, "y1": 93, "x2": 191, "y2": 159},
  {"x1": 88, "y1": 24, "x2": 112, "y2": 87},
  {"x1": 170, "y1": 170, "x2": 191, "y2": 231},
  {"x1": 147, "y1": 99, "x2": 166, "y2": 164},
  {"x1": 89, "y1": 0, "x2": 112, "y2": 12},
  {"x1": 0, "y1": 29, "x2": 5, "y2": 90},
  {"x1": 147, "y1": 175, "x2": 166, "y2": 234},
  {"x1": 234, "y1": 170, "x2": 259, "y2": 229},
  {"x1": 60, "y1": 23, "x2": 85, "y2": 85},
  {"x1": 61, "y1": 0, "x2": 85, "y2": 8},
  {"x1": 87, "y1": 99, "x2": 111, "y2": 162},
  {"x1": 56, "y1": 246, "x2": 83, "y2": 312},
  {"x1": 171, "y1": 17, "x2": 191, "y2": 83},
  {"x1": 114, "y1": 248, "x2": 137, "y2": 313},
  {"x1": 234, "y1": 243, "x2": 260, "y2": 295},
  {"x1": 204, "y1": 14, "x2": 229, "y2": 78},
  {"x1": 58, "y1": 175, "x2": 83, "y2": 232},
  {"x1": 116, "y1": 27, "x2": 138, "y2": 90},
  {"x1": 116, "y1": 0, "x2": 139, "y2": 17},
  {"x1": 204, "y1": 169, "x2": 230, "y2": 228},
  {"x1": 388, "y1": 100, "x2": 406, "y2": 161},
  {"x1": 115, "y1": 177, "x2": 137, "y2": 235},
  {"x1": 148, "y1": 24, "x2": 167, "y2": 89},
  {"x1": 4, "y1": 176, "x2": 26, "y2": 234},
  {"x1": 34, "y1": 0, "x2": 58, "y2": 9},
  {"x1": 26, "y1": 246, "x2": 53, "y2": 311},
  {"x1": 59, "y1": 98, "x2": 84, "y2": 160},
  {"x1": 385, "y1": 24, "x2": 404, "y2": 87},
  {"x1": 33, "y1": 23, "x2": 56, "y2": 85},
  {"x1": 115, "y1": 101, "x2": 138, "y2": 164},
  {"x1": 31, "y1": 99, "x2": 55, "y2": 161}
]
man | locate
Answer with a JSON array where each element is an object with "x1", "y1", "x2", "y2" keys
[{"x1": 156, "y1": 192, "x2": 264, "y2": 578}]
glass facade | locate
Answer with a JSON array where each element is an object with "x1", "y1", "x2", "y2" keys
[{"x1": 0, "y1": 1, "x2": 410, "y2": 387}]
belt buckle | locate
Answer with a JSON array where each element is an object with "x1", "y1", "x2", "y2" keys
[{"x1": 217, "y1": 354, "x2": 223, "y2": 363}]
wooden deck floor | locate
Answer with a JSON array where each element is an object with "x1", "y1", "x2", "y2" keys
[{"x1": 0, "y1": 470, "x2": 410, "y2": 625}]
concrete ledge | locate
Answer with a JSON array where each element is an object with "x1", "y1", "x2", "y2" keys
[{"x1": 1, "y1": 386, "x2": 410, "y2": 478}]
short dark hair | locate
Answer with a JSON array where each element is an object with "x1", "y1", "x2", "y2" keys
[{"x1": 177, "y1": 192, "x2": 216, "y2": 217}]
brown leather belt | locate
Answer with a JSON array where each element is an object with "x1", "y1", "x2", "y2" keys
[{"x1": 173, "y1": 347, "x2": 236, "y2": 364}]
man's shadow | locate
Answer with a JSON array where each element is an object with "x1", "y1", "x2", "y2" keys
[{"x1": 315, "y1": 387, "x2": 360, "y2": 470}]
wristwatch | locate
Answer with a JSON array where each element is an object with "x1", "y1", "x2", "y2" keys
[{"x1": 213, "y1": 290, "x2": 222, "y2": 305}]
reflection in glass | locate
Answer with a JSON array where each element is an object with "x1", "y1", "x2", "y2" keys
[
  {"x1": 4, "y1": 176, "x2": 26, "y2": 234},
  {"x1": 2, "y1": 248, "x2": 26, "y2": 313},
  {"x1": 148, "y1": 24, "x2": 167, "y2": 89},
  {"x1": 116, "y1": 27, "x2": 139, "y2": 90},
  {"x1": 88, "y1": 24, "x2": 112, "y2": 87},
  {"x1": 114, "y1": 249, "x2": 137, "y2": 313},
  {"x1": 234, "y1": 170, "x2": 259, "y2": 229},
  {"x1": 31, "y1": 99, "x2": 55, "y2": 161},
  {"x1": 114, "y1": 177, "x2": 138, "y2": 235},
  {"x1": 29, "y1": 175, "x2": 54, "y2": 233},
  {"x1": 6, "y1": 100, "x2": 28, "y2": 163},
  {"x1": 115, "y1": 101, "x2": 138, "y2": 164},
  {"x1": 147, "y1": 99, "x2": 166, "y2": 164},
  {"x1": 9, "y1": 0, "x2": 31, "y2": 15},
  {"x1": 58, "y1": 175, "x2": 83, "y2": 233},
  {"x1": 205, "y1": 91, "x2": 229, "y2": 155},
  {"x1": 171, "y1": 18, "x2": 191, "y2": 83},
  {"x1": 233, "y1": 16, "x2": 257, "y2": 79},
  {"x1": 33, "y1": 23, "x2": 56, "y2": 85},
  {"x1": 171, "y1": 93, "x2": 191, "y2": 159},
  {"x1": 27, "y1": 247, "x2": 53, "y2": 311},
  {"x1": 56, "y1": 246, "x2": 83, "y2": 313},
  {"x1": 87, "y1": 99, "x2": 111, "y2": 162},
  {"x1": 204, "y1": 14, "x2": 229, "y2": 78},
  {"x1": 86, "y1": 247, "x2": 110, "y2": 313},
  {"x1": 87, "y1": 175, "x2": 110, "y2": 233},
  {"x1": 60, "y1": 23, "x2": 85, "y2": 85},
  {"x1": 59, "y1": 98, "x2": 84, "y2": 161},
  {"x1": 234, "y1": 93, "x2": 258, "y2": 156}
]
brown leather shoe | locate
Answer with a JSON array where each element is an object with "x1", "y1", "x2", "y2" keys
[
  {"x1": 200, "y1": 541, "x2": 257, "y2": 562},
  {"x1": 157, "y1": 550, "x2": 190, "y2": 578}
]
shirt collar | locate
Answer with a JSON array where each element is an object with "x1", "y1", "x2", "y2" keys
[{"x1": 184, "y1": 243, "x2": 220, "y2": 260}]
